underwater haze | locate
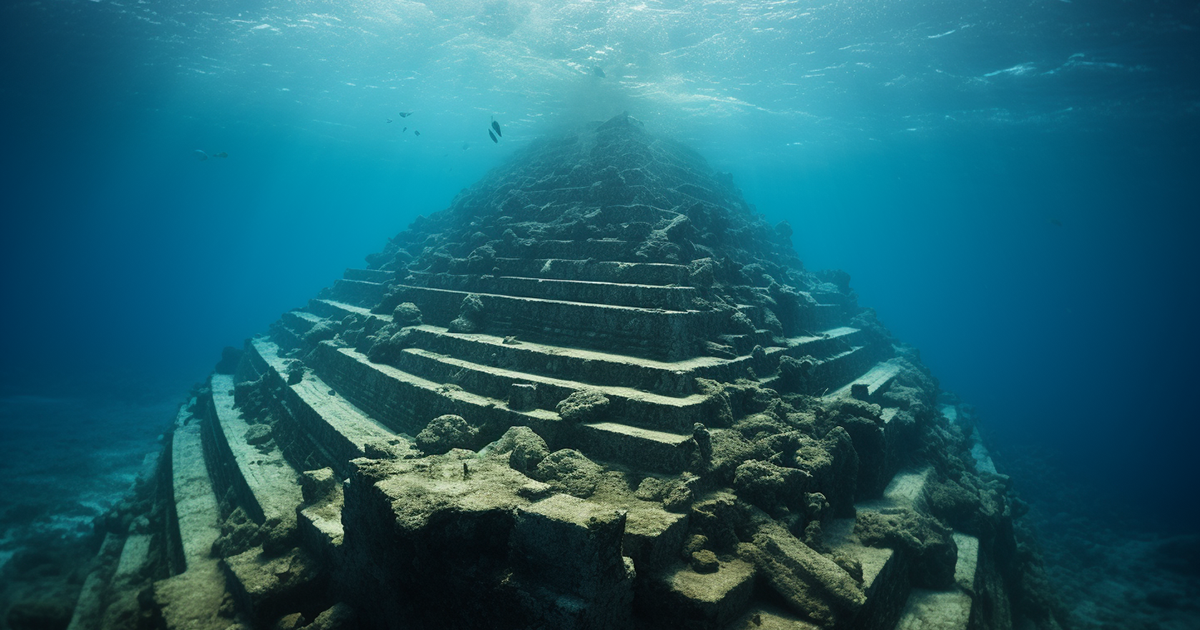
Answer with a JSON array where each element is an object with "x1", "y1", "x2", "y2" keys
[{"x1": 2, "y1": 0, "x2": 1198, "y2": 626}]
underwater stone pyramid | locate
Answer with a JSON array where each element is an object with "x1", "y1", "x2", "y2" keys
[{"x1": 71, "y1": 113, "x2": 1062, "y2": 630}]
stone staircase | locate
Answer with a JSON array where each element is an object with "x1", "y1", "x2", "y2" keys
[
  {"x1": 63, "y1": 116, "x2": 1038, "y2": 630},
  {"x1": 264, "y1": 257, "x2": 884, "y2": 478}
]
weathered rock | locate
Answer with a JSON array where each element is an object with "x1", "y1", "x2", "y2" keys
[
  {"x1": 533, "y1": 449, "x2": 603, "y2": 498},
  {"x1": 690, "y1": 549, "x2": 720, "y2": 573},
  {"x1": 415, "y1": 414, "x2": 478, "y2": 454},
  {"x1": 556, "y1": 389, "x2": 610, "y2": 423},
  {"x1": 733, "y1": 459, "x2": 811, "y2": 515},
  {"x1": 222, "y1": 547, "x2": 324, "y2": 626},
  {"x1": 487, "y1": 425, "x2": 549, "y2": 474},
  {"x1": 391, "y1": 302, "x2": 423, "y2": 326},
  {"x1": 854, "y1": 507, "x2": 958, "y2": 588},
  {"x1": 743, "y1": 520, "x2": 866, "y2": 627}
]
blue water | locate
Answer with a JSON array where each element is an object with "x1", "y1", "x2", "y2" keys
[{"x1": 1, "y1": 0, "x2": 1197, "y2": 582}]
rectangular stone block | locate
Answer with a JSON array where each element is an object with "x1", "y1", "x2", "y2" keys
[{"x1": 640, "y1": 559, "x2": 756, "y2": 629}]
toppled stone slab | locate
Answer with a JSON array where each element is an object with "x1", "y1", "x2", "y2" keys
[{"x1": 742, "y1": 521, "x2": 866, "y2": 627}]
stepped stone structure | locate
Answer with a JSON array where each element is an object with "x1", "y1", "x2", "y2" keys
[{"x1": 65, "y1": 113, "x2": 1063, "y2": 630}]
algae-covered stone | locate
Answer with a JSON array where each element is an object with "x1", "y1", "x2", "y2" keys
[
  {"x1": 794, "y1": 428, "x2": 858, "y2": 518},
  {"x1": 556, "y1": 389, "x2": 610, "y2": 423},
  {"x1": 245, "y1": 424, "x2": 273, "y2": 446},
  {"x1": 689, "y1": 493, "x2": 743, "y2": 552},
  {"x1": 742, "y1": 520, "x2": 866, "y2": 627},
  {"x1": 533, "y1": 449, "x2": 603, "y2": 498},
  {"x1": 415, "y1": 414, "x2": 478, "y2": 455},
  {"x1": 390, "y1": 302, "x2": 422, "y2": 326},
  {"x1": 222, "y1": 547, "x2": 323, "y2": 626},
  {"x1": 733, "y1": 459, "x2": 811, "y2": 515},
  {"x1": 854, "y1": 507, "x2": 958, "y2": 588},
  {"x1": 690, "y1": 549, "x2": 720, "y2": 573},
  {"x1": 488, "y1": 426, "x2": 549, "y2": 474},
  {"x1": 306, "y1": 603, "x2": 354, "y2": 630},
  {"x1": 447, "y1": 293, "x2": 485, "y2": 333}
]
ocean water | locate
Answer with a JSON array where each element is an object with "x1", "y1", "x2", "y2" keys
[{"x1": 1, "y1": 0, "x2": 1197, "y2": 626}]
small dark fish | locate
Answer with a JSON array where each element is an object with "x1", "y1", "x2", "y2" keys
[
  {"x1": 593, "y1": 66, "x2": 605, "y2": 78},
  {"x1": 1050, "y1": 218, "x2": 1063, "y2": 227},
  {"x1": 386, "y1": 118, "x2": 392, "y2": 123},
  {"x1": 414, "y1": 130, "x2": 421, "y2": 136},
  {"x1": 212, "y1": 152, "x2": 228, "y2": 158},
  {"x1": 402, "y1": 127, "x2": 407, "y2": 132},
  {"x1": 462, "y1": 143, "x2": 470, "y2": 150},
  {"x1": 398, "y1": 111, "x2": 412, "y2": 117},
  {"x1": 489, "y1": 130, "x2": 497, "y2": 143},
  {"x1": 491, "y1": 119, "x2": 502, "y2": 137}
]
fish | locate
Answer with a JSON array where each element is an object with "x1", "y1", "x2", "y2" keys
[
  {"x1": 414, "y1": 130, "x2": 421, "y2": 136},
  {"x1": 489, "y1": 130, "x2": 498, "y2": 143},
  {"x1": 462, "y1": 143, "x2": 470, "y2": 150},
  {"x1": 1050, "y1": 218, "x2": 1063, "y2": 227},
  {"x1": 403, "y1": 127, "x2": 407, "y2": 132},
  {"x1": 491, "y1": 118, "x2": 502, "y2": 137},
  {"x1": 593, "y1": 66, "x2": 605, "y2": 78},
  {"x1": 386, "y1": 118, "x2": 393, "y2": 123},
  {"x1": 194, "y1": 150, "x2": 208, "y2": 161},
  {"x1": 213, "y1": 152, "x2": 228, "y2": 158},
  {"x1": 398, "y1": 111, "x2": 412, "y2": 117}
]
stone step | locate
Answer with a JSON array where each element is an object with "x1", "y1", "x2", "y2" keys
[
  {"x1": 308, "y1": 341, "x2": 692, "y2": 472},
  {"x1": 825, "y1": 360, "x2": 902, "y2": 402},
  {"x1": 244, "y1": 337, "x2": 403, "y2": 478},
  {"x1": 386, "y1": 284, "x2": 715, "y2": 361},
  {"x1": 805, "y1": 302, "x2": 845, "y2": 331},
  {"x1": 307, "y1": 301, "x2": 770, "y2": 395},
  {"x1": 862, "y1": 467, "x2": 933, "y2": 512},
  {"x1": 301, "y1": 299, "x2": 877, "y2": 400},
  {"x1": 277, "y1": 310, "x2": 322, "y2": 341},
  {"x1": 388, "y1": 346, "x2": 709, "y2": 434},
  {"x1": 637, "y1": 558, "x2": 757, "y2": 629},
  {"x1": 726, "y1": 603, "x2": 821, "y2": 629},
  {"x1": 824, "y1": 518, "x2": 907, "y2": 629},
  {"x1": 621, "y1": 503, "x2": 689, "y2": 575},
  {"x1": 493, "y1": 238, "x2": 642, "y2": 262},
  {"x1": 488, "y1": 257, "x2": 689, "y2": 286},
  {"x1": 305, "y1": 299, "x2": 871, "y2": 398},
  {"x1": 761, "y1": 343, "x2": 880, "y2": 397},
  {"x1": 404, "y1": 271, "x2": 697, "y2": 310},
  {"x1": 402, "y1": 324, "x2": 720, "y2": 397},
  {"x1": 577, "y1": 422, "x2": 694, "y2": 474},
  {"x1": 205, "y1": 374, "x2": 304, "y2": 526},
  {"x1": 343, "y1": 268, "x2": 395, "y2": 283},
  {"x1": 307, "y1": 298, "x2": 382, "y2": 322},
  {"x1": 780, "y1": 326, "x2": 868, "y2": 361},
  {"x1": 893, "y1": 532, "x2": 980, "y2": 630},
  {"x1": 322, "y1": 278, "x2": 387, "y2": 309},
  {"x1": 153, "y1": 405, "x2": 230, "y2": 630},
  {"x1": 322, "y1": 298, "x2": 784, "y2": 387},
  {"x1": 309, "y1": 340, "x2": 555, "y2": 439},
  {"x1": 816, "y1": 467, "x2": 938, "y2": 629}
]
